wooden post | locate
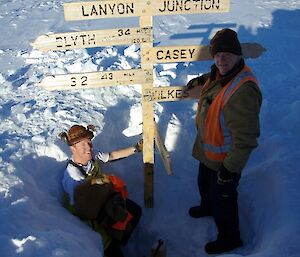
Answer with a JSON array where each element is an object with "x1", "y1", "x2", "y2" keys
[{"x1": 140, "y1": 12, "x2": 155, "y2": 207}]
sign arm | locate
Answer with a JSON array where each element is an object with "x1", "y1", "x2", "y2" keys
[{"x1": 154, "y1": 121, "x2": 172, "y2": 175}]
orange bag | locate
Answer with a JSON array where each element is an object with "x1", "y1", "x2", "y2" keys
[{"x1": 108, "y1": 175, "x2": 128, "y2": 199}]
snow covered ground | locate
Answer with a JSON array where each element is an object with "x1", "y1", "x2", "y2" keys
[{"x1": 1, "y1": 0, "x2": 300, "y2": 256}]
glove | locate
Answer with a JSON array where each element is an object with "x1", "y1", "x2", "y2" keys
[
  {"x1": 217, "y1": 164, "x2": 235, "y2": 185},
  {"x1": 186, "y1": 75, "x2": 206, "y2": 90},
  {"x1": 96, "y1": 152, "x2": 110, "y2": 163},
  {"x1": 134, "y1": 139, "x2": 143, "y2": 152}
]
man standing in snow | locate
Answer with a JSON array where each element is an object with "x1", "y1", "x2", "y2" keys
[
  {"x1": 186, "y1": 28, "x2": 262, "y2": 254},
  {"x1": 60, "y1": 124, "x2": 143, "y2": 257}
]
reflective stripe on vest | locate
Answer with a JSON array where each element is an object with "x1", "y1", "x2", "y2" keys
[{"x1": 203, "y1": 66, "x2": 258, "y2": 161}]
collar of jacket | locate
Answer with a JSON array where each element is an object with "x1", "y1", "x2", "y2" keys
[
  {"x1": 210, "y1": 58, "x2": 245, "y2": 87},
  {"x1": 68, "y1": 159, "x2": 99, "y2": 178}
]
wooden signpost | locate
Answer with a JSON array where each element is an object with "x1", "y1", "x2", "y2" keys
[
  {"x1": 38, "y1": 69, "x2": 153, "y2": 91},
  {"x1": 142, "y1": 86, "x2": 187, "y2": 102},
  {"x1": 63, "y1": 0, "x2": 230, "y2": 21},
  {"x1": 32, "y1": 27, "x2": 152, "y2": 51},
  {"x1": 33, "y1": 0, "x2": 265, "y2": 207},
  {"x1": 142, "y1": 43, "x2": 265, "y2": 64}
]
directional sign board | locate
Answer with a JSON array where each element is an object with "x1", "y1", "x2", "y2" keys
[
  {"x1": 143, "y1": 86, "x2": 187, "y2": 102},
  {"x1": 64, "y1": 1, "x2": 143, "y2": 20},
  {"x1": 38, "y1": 69, "x2": 153, "y2": 91},
  {"x1": 32, "y1": 27, "x2": 152, "y2": 51},
  {"x1": 143, "y1": 45, "x2": 210, "y2": 63},
  {"x1": 154, "y1": 121, "x2": 172, "y2": 175},
  {"x1": 152, "y1": 0, "x2": 230, "y2": 15},
  {"x1": 142, "y1": 43, "x2": 266, "y2": 64},
  {"x1": 64, "y1": 0, "x2": 230, "y2": 21}
]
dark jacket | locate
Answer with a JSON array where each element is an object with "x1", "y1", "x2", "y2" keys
[{"x1": 192, "y1": 59, "x2": 262, "y2": 173}]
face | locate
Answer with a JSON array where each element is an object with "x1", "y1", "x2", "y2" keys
[
  {"x1": 214, "y1": 52, "x2": 241, "y2": 75},
  {"x1": 71, "y1": 137, "x2": 93, "y2": 165}
]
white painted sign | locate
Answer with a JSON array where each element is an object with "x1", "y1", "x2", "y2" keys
[
  {"x1": 32, "y1": 27, "x2": 152, "y2": 51},
  {"x1": 143, "y1": 86, "x2": 187, "y2": 102},
  {"x1": 64, "y1": 0, "x2": 230, "y2": 21},
  {"x1": 38, "y1": 69, "x2": 153, "y2": 91}
]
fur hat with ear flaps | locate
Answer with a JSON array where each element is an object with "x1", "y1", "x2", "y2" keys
[{"x1": 59, "y1": 125, "x2": 96, "y2": 146}]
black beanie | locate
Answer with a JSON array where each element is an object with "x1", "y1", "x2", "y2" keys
[{"x1": 210, "y1": 28, "x2": 242, "y2": 57}]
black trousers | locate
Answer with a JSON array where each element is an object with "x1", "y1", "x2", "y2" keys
[
  {"x1": 98, "y1": 197, "x2": 142, "y2": 245},
  {"x1": 198, "y1": 162, "x2": 241, "y2": 239},
  {"x1": 121, "y1": 198, "x2": 142, "y2": 244}
]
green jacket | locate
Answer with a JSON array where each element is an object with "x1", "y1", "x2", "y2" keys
[{"x1": 192, "y1": 59, "x2": 262, "y2": 173}]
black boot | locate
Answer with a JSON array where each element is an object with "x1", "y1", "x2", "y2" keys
[
  {"x1": 189, "y1": 205, "x2": 212, "y2": 218},
  {"x1": 205, "y1": 236, "x2": 243, "y2": 254},
  {"x1": 104, "y1": 240, "x2": 124, "y2": 257}
]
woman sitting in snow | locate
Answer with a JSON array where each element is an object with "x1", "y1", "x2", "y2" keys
[{"x1": 60, "y1": 124, "x2": 143, "y2": 257}]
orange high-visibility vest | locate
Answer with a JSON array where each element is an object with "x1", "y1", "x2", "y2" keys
[{"x1": 198, "y1": 66, "x2": 258, "y2": 162}]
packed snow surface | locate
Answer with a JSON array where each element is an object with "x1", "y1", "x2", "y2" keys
[{"x1": 0, "y1": 0, "x2": 300, "y2": 256}]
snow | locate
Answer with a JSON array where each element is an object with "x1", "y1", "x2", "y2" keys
[{"x1": 1, "y1": 0, "x2": 300, "y2": 257}]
